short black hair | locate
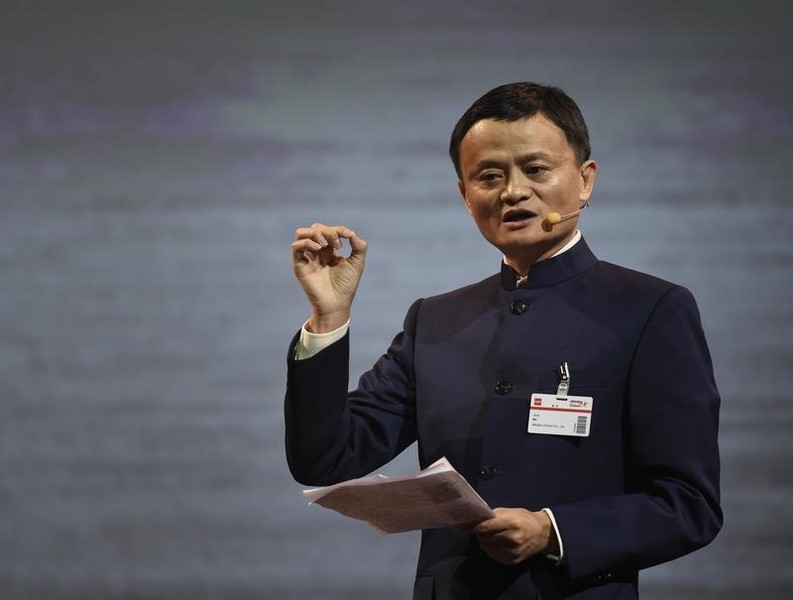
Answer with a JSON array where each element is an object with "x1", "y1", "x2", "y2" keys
[{"x1": 449, "y1": 82, "x2": 591, "y2": 178}]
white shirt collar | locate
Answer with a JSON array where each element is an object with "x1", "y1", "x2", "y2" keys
[
  {"x1": 552, "y1": 229, "x2": 581, "y2": 257},
  {"x1": 507, "y1": 230, "x2": 582, "y2": 287}
]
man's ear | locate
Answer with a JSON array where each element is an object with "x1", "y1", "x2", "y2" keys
[
  {"x1": 579, "y1": 160, "x2": 598, "y2": 202},
  {"x1": 458, "y1": 180, "x2": 473, "y2": 216}
]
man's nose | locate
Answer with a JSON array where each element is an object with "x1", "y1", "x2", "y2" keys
[{"x1": 500, "y1": 172, "x2": 533, "y2": 204}]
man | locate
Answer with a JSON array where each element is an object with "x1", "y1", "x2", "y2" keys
[{"x1": 286, "y1": 82, "x2": 722, "y2": 599}]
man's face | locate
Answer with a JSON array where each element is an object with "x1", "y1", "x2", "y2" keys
[{"x1": 457, "y1": 114, "x2": 597, "y2": 270}]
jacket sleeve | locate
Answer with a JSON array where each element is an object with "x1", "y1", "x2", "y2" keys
[
  {"x1": 284, "y1": 300, "x2": 421, "y2": 486},
  {"x1": 549, "y1": 285, "x2": 723, "y2": 579}
]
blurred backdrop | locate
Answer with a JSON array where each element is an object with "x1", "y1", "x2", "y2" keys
[{"x1": 1, "y1": 1, "x2": 791, "y2": 598}]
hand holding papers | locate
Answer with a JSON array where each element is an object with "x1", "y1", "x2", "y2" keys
[{"x1": 302, "y1": 457, "x2": 494, "y2": 534}]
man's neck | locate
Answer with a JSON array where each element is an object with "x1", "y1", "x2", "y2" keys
[{"x1": 504, "y1": 230, "x2": 582, "y2": 277}]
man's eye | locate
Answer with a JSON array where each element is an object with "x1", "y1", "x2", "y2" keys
[
  {"x1": 480, "y1": 172, "x2": 502, "y2": 182},
  {"x1": 524, "y1": 166, "x2": 545, "y2": 175}
]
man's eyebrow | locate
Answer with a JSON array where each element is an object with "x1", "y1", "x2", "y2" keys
[
  {"x1": 516, "y1": 151, "x2": 556, "y2": 162},
  {"x1": 471, "y1": 152, "x2": 557, "y2": 173},
  {"x1": 472, "y1": 158, "x2": 506, "y2": 171}
]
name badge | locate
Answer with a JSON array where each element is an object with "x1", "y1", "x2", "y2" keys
[{"x1": 528, "y1": 393, "x2": 593, "y2": 437}]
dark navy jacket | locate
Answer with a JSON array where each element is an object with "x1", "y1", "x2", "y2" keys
[{"x1": 285, "y1": 237, "x2": 722, "y2": 599}]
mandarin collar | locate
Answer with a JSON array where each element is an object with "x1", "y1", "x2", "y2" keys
[{"x1": 499, "y1": 236, "x2": 599, "y2": 290}]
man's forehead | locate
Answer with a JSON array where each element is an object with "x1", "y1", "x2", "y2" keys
[
  {"x1": 465, "y1": 114, "x2": 563, "y2": 141},
  {"x1": 460, "y1": 115, "x2": 573, "y2": 160}
]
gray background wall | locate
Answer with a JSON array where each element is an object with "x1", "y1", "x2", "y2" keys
[{"x1": 1, "y1": 1, "x2": 791, "y2": 598}]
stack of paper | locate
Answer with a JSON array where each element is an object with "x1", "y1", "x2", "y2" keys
[{"x1": 302, "y1": 457, "x2": 494, "y2": 534}]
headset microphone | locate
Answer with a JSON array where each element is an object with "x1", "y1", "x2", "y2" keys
[{"x1": 541, "y1": 201, "x2": 590, "y2": 232}]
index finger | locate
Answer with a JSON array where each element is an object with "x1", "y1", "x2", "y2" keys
[
  {"x1": 472, "y1": 509, "x2": 513, "y2": 536},
  {"x1": 294, "y1": 223, "x2": 355, "y2": 249}
]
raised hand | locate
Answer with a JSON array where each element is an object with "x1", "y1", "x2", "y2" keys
[{"x1": 291, "y1": 223, "x2": 368, "y2": 333}]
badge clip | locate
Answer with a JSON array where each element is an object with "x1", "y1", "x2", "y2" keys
[{"x1": 556, "y1": 361, "x2": 570, "y2": 400}]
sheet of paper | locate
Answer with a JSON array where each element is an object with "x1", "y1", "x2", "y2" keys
[{"x1": 302, "y1": 457, "x2": 494, "y2": 534}]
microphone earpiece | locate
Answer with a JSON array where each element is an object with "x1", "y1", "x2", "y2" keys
[
  {"x1": 541, "y1": 212, "x2": 562, "y2": 232},
  {"x1": 541, "y1": 201, "x2": 590, "y2": 231}
]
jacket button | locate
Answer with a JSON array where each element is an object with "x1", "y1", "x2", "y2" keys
[
  {"x1": 509, "y1": 300, "x2": 528, "y2": 315},
  {"x1": 480, "y1": 465, "x2": 496, "y2": 480},
  {"x1": 495, "y1": 381, "x2": 516, "y2": 395}
]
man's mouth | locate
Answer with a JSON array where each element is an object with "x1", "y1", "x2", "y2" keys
[{"x1": 502, "y1": 209, "x2": 537, "y2": 224}]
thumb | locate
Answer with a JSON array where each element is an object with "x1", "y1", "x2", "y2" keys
[{"x1": 345, "y1": 229, "x2": 368, "y2": 265}]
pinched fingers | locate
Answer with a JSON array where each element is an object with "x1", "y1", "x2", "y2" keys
[
  {"x1": 295, "y1": 223, "x2": 343, "y2": 250},
  {"x1": 292, "y1": 223, "x2": 366, "y2": 259}
]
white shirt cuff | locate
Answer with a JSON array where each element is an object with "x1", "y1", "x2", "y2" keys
[
  {"x1": 541, "y1": 508, "x2": 565, "y2": 564},
  {"x1": 295, "y1": 320, "x2": 350, "y2": 360}
]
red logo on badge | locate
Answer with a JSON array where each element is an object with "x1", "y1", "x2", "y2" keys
[{"x1": 533, "y1": 397, "x2": 542, "y2": 406}]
